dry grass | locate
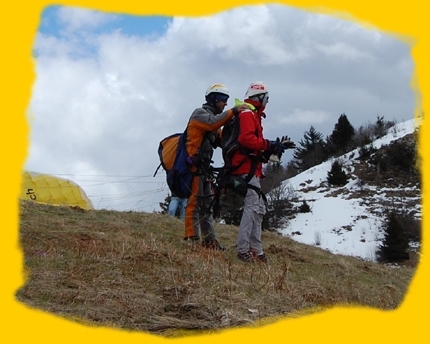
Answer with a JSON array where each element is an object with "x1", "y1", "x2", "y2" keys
[{"x1": 16, "y1": 200, "x2": 416, "y2": 337}]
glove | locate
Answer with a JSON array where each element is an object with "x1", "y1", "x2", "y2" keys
[
  {"x1": 279, "y1": 135, "x2": 296, "y2": 149},
  {"x1": 268, "y1": 153, "x2": 281, "y2": 163},
  {"x1": 266, "y1": 135, "x2": 296, "y2": 163},
  {"x1": 268, "y1": 138, "x2": 286, "y2": 156},
  {"x1": 268, "y1": 139, "x2": 280, "y2": 154},
  {"x1": 266, "y1": 139, "x2": 283, "y2": 163}
]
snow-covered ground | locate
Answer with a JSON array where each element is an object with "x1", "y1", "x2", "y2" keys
[{"x1": 278, "y1": 118, "x2": 421, "y2": 261}]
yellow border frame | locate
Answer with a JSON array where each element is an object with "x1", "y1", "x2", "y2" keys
[{"x1": 2, "y1": 1, "x2": 427, "y2": 343}]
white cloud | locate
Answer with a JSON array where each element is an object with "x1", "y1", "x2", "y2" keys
[
  {"x1": 278, "y1": 109, "x2": 331, "y2": 126},
  {"x1": 315, "y1": 41, "x2": 372, "y2": 60},
  {"x1": 26, "y1": 5, "x2": 415, "y2": 212},
  {"x1": 178, "y1": 7, "x2": 299, "y2": 65}
]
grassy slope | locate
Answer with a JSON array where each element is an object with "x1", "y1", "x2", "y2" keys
[{"x1": 16, "y1": 200, "x2": 416, "y2": 337}]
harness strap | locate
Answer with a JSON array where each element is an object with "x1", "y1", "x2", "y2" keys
[
  {"x1": 206, "y1": 154, "x2": 267, "y2": 217},
  {"x1": 246, "y1": 183, "x2": 267, "y2": 203}
]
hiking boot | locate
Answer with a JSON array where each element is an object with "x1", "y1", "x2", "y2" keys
[
  {"x1": 253, "y1": 253, "x2": 268, "y2": 263},
  {"x1": 237, "y1": 251, "x2": 254, "y2": 263},
  {"x1": 202, "y1": 240, "x2": 226, "y2": 251}
]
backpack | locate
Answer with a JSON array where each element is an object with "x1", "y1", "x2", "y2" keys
[
  {"x1": 221, "y1": 112, "x2": 242, "y2": 170},
  {"x1": 154, "y1": 131, "x2": 193, "y2": 199},
  {"x1": 217, "y1": 112, "x2": 260, "y2": 197}
]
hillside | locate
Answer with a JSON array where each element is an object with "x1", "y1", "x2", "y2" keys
[
  {"x1": 278, "y1": 119, "x2": 421, "y2": 262},
  {"x1": 17, "y1": 200, "x2": 416, "y2": 337}
]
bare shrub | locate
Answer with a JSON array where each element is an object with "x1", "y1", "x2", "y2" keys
[{"x1": 263, "y1": 182, "x2": 297, "y2": 231}]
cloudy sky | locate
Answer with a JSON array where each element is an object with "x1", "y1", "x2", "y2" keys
[{"x1": 25, "y1": 4, "x2": 415, "y2": 212}]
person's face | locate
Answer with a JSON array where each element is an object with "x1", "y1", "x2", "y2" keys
[{"x1": 216, "y1": 98, "x2": 228, "y2": 112}]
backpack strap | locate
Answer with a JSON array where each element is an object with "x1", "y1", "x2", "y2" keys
[
  {"x1": 153, "y1": 162, "x2": 162, "y2": 177},
  {"x1": 243, "y1": 154, "x2": 259, "y2": 183}
]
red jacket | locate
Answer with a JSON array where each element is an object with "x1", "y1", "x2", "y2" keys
[{"x1": 230, "y1": 104, "x2": 269, "y2": 178}]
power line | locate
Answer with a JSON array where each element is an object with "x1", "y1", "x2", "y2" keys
[{"x1": 43, "y1": 173, "x2": 170, "y2": 212}]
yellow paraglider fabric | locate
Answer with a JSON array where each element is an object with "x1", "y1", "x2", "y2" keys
[{"x1": 20, "y1": 171, "x2": 94, "y2": 210}]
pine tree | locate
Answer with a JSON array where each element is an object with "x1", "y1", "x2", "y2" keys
[
  {"x1": 373, "y1": 115, "x2": 386, "y2": 139},
  {"x1": 285, "y1": 160, "x2": 299, "y2": 179},
  {"x1": 372, "y1": 115, "x2": 396, "y2": 139},
  {"x1": 327, "y1": 160, "x2": 348, "y2": 186},
  {"x1": 377, "y1": 211, "x2": 410, "y2": 263},
  {"x1": 159, "y1": 194, "x2": 171, "y2": 215},
  {"x1": 326, "y1": 114, "x2": 355, "y2": 156},
  {"x1": 292, "y1": 125, "x2": 327, "y2": 173}
]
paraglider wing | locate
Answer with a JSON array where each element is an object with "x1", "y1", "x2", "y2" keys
[{"x1": 20, "y1": 171, "x2": 94, "y2": 210}]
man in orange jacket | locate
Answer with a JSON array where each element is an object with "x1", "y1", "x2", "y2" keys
[{"x1": 184, "y1": 83, "x2": 249, "y2": 250}]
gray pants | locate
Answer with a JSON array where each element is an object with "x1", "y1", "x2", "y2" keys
[{"x1": 236, "y1": 175, "x2": 266, "y2": 255}]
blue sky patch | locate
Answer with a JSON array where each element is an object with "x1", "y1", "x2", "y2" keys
[{"x1": 38, "y1": 5, "x2": 172, "y2": 38}]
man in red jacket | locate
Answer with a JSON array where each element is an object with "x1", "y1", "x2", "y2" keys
[{"x1": 230, "y1": 81, "x2": 291, "y2": 262}]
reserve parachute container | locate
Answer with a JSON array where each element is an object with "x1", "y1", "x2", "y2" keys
[{"x1": 20, "y1": 170, "x2": 94, "y2": 210}]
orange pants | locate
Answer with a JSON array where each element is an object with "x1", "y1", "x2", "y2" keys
[{"x1": 184, "y1": 175, "x2": 216, "y2": 241}]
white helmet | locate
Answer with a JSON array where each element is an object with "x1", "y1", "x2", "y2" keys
[
  {"x1": 205, "y1": 83, "x2": 230, "y2": 97},
  {"x1": 245, "y1": 81, "x2": 269, "y2": 107},
  {"x1": 244, "y1": 81, "x2": 268, "y2": 99}
]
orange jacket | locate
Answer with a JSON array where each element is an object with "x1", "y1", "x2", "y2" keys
[{"x1": 186, "y1": 104, "x2": 235, "y2": 171}]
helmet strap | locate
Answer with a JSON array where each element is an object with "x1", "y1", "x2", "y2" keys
[{"x1": 245, "y1": 98, "x2": 266, "y2": 116}]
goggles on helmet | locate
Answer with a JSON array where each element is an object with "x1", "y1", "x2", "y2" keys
[{"x1": 215, "y1": 93, "x2": 229, "y2": 103}]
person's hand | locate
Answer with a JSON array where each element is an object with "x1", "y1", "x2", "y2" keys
[
  {"x1": 279, "y1": 135, "x2": 296, "y2": 149},
  {"x1": 268, "y1": 139, "x2": 283, "y2": 155},
  {"x1": 234, "y1": 104, "x2": 251, "y2": 114},
  {"x1": 267, "y1": 136, "x2": 291, "y2": 161}
]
